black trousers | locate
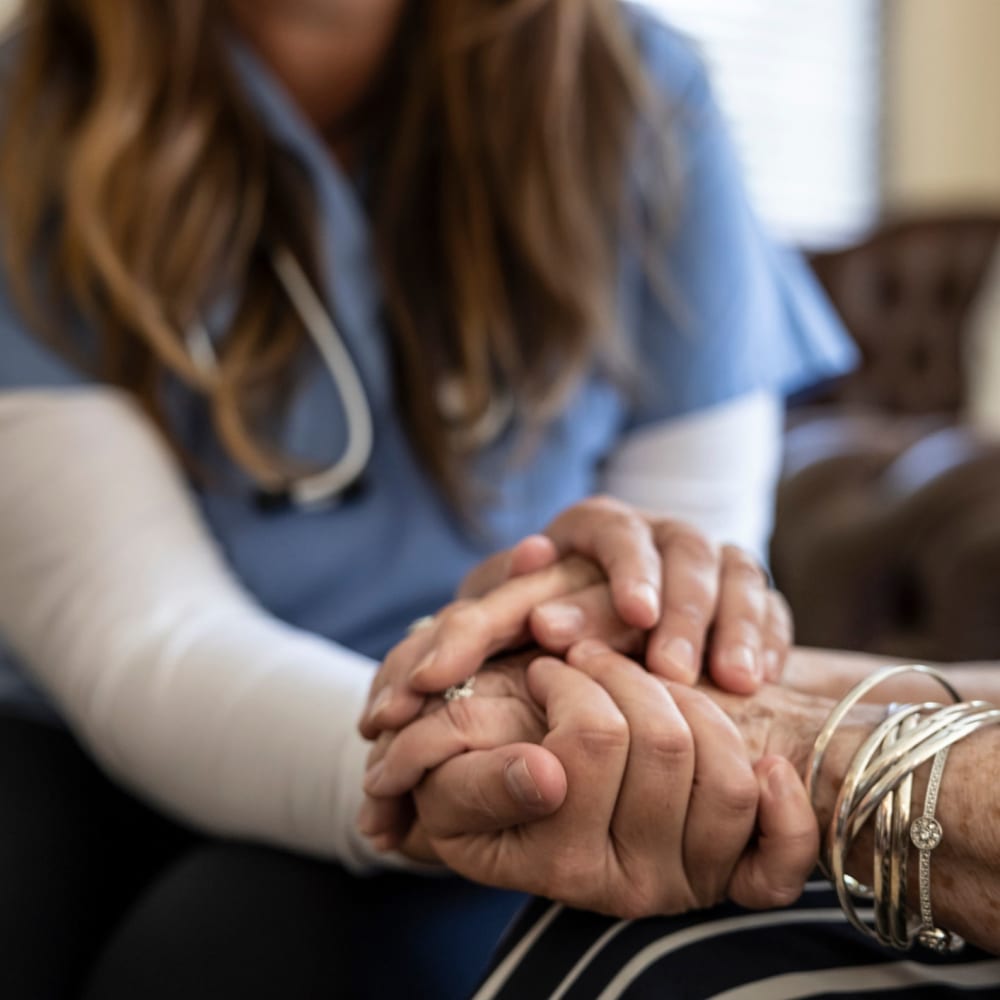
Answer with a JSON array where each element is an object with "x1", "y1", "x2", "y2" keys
[{"x1": 0, "y1": 709, "x2": 523, "y2": 1000}]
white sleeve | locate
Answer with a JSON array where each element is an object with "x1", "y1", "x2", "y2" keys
[
  {"x1": 0, "y1": 388, "x2": 404, "y2": 871},
  {"x1": 600, "y1": 390, "x2": 784, "y2": 563}
]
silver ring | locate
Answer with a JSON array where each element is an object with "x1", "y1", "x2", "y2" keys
[
  {"x1": 406, "y1": 615, "x2": 436, "y2": 636},
  {"x1": 443, "y1": 676, "x2": 476, "y2": 702}
]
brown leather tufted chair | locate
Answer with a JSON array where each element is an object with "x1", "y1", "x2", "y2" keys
[
  {"x1": 771, "y1": 214, "x2": 1000, "y2": 660},
  {"x1": 809, "y1": 215, "x2": 1000, "y2": 414}
]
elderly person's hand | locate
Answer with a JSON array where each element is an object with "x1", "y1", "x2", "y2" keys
[
  {"x1": 398, "y1": 641, "x2": 818, "y2": 916},
  {"x1": 360, "y1": 498, "x2": 792, "y2": 741},
  {"x1": 358, "y1": 649, "x2": 554, "y2": 853}
]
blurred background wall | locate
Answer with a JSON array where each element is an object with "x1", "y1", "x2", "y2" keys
[{"x1": 886, "y1": 0, "x2": 1000, "y2": 213}]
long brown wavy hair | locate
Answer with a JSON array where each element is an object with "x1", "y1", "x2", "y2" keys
[{"x1": 0, "y1": 0, "x2": 671, "y2": 502}]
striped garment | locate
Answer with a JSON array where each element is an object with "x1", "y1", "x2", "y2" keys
[{"x1": 475, "y1": 882, "x2": 1000, "y2": 999}]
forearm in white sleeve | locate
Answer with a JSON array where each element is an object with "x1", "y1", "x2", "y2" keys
[
  {"x1": 0, "y1": 388, "x2": 399, "y2": 871},
  {"x1": 601, "y1": 390, "x2": 783, "y2": 563}
]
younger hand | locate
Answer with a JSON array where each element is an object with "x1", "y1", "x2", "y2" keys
[{"x1": 411, "y1": 642, "x2": 818, "y2": 915}]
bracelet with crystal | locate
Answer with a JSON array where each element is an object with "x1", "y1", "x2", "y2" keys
[{"x1": 808, "y1": 665, "x2": 1000, "y2": 952}]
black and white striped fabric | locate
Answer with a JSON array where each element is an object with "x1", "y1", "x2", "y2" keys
[{"x1": 474, "y1": 882, "x2": 1000, "y2": 999}]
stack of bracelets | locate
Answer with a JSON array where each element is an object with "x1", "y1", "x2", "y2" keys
[{"x1": 806, "y1": 664, "x2": 1000, "y2": 953}]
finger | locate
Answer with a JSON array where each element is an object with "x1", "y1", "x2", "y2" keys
[
  {"x1": 365, "y1": 729, "x2": 394, "y2": 771},
  {"x1": 404, "y1": 557, "x2": 602, "y2": 695},
  {"x1": 415, "y1": 742, "x2": 568, "y2": 837},
  {"x1": 728, "y1": 756, "x2": 819, "y2": 910},
  {"x1": 671, "y1": 684, "x2": 759, "y2": 907},
  {"x1": 457, "y1": 535, "x2": 559, "y2": 600},
  {"x1": 544, "y1": 497, "x2": 662, "y2": 628},
  {"x1": 530, "y1": 584, "x2": 638, "y2": 653},
  {"x1": 526, "y1": 655, "x2": 630, "y2": 856},
  {"x1": 706, "y1": 545, "x2": 770, "y2": 694},
  {"x1": 566, "y1": 641, "x2": 695, "y2": 909},
  {"x1": 364, "y1": 694, "x2": 546, "y2": 799},
  {"x1": 418, "y1": 662, "x2": 628, "y2": 902},
  {"x1": 645, "y1": 524, "x2": 721, "y2": 684},
  {"x1": 357, "y1": 792, "x2": 413, "y2": 849},
  {"x1": 361, "y1": 578, "x2": 540, "y2": 739},
  {"x1": 359, "y1": 623, "x2": 437, "y2": 739},
  {"x1": 761, "y1": 590, "x2": 794, "y2": 683}
]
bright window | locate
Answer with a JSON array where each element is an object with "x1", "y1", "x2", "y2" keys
[{"x1": 635, "y1": 0, "x2": 883, "y2": 248}]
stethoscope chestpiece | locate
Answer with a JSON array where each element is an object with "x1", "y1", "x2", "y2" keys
[{"x1": 252, "y1": 474, "x2": 369, "y2": 515}]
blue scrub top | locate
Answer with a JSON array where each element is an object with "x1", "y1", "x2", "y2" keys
[{"x1": 0, "y1": 6, "x2": 856, "y2": 706}]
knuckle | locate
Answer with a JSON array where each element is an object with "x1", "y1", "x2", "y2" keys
[
  {"x1": 638, "y1": 721, "x2": 694, "y2": 768},
  {"x1": 715, "y1": 772, "x2": 760, "y2": 818},
  {"x1": 719, "y1": 614, "x2": 765, "y2": 645},
  {"x1": 756, "y1": 877, "x2": 806, "y2": 909},
  {"x1": 664, "y1": 596, "x2": 716, "y2": 636},
  {"x1": 584, "y1": 494, "x2": 629, "y2": 517},
  {"x1": 670, "y1": 580, "x2": 716, "y2": 621},
  {"x1": 440, "y1": 602, "x2": 486, "y2": 637},
  {"x1": 767, "y1": 592, "x2": 794, "y2": 643},
  {"x1": 660, "y1": 527, "x2": 718, "y2": 566},
  {"x1": 568, "y1": 709, "x2": 630, "y2": 759},
  {"x1": 467, "y1": 776, "x2": 504, "y2": 826},
  {"x1": 722, "y1": 546, "x2": 768, "y2": 586}
]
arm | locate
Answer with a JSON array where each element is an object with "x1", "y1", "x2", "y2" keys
[
  {"x1": 783, "y1": 646, "x2": 1000, "y2": 706},
  {"x1": 703, "y1": 666, "x2": 1000, "y2": 953},
  {"x1": 0, "y1": 388, "x2": 399, "y2": 868}
]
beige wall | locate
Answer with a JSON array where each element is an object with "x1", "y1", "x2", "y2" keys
[
  {"x1": 885, "y1": 0, "x2": 1000, "y2": 212},
  {"x1": 0, "y1": 0, "x2": 17, "y2": 26}
]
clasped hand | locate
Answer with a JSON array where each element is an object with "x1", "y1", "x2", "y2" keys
[{"x1": 358, "y1": 500, "x2": 817, "y2": 918}]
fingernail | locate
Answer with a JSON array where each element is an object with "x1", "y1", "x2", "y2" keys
[
  {"x1": 363, "y1": 760, "x2": 386, "y2": 795},
  {"x1": 356, "y1": 799, "x2": 378, "y2": 835},
  {"x1": 725, "y1": 644, "x2": 759, "y2": 683},
  {"x1": 504, "y1": 757, "x2": 542, "y2": 806},
  {"x1": 366, "y1": 686, "x2": 393, "y2": 724},
  {"x1": 662, "y1": 637, "x2": 696, "y2": 681},
  {"x1": 410, "y1": 649, "x2": 436, "y2": 683},
  {"x1": 629, "y1": 581, "x2": 659, "y2": 619},
  {"x1": 535, "y1": 603, "x2": 585, "y2": 640}
]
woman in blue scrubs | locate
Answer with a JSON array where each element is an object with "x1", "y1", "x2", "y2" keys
[{"x1": 0, "y1": 1, "x2": 853, "y2": 997}]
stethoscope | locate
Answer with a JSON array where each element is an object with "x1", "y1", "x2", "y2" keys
[
  {"x1": 185, "y1": 247, "x2": 513, "y2": 510},
  {"x1": 186, "y1": 246, "x2": 374, "y2": 509}
]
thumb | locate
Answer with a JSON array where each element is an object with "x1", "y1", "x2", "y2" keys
[
  {"x1": 457, "y1": 535, "x2": 559, "y2": 599},
  {"x1": 414, "y1": 743, "x2": 567, "y2": 838},
  {"x1": 727, "y1": 756, "x2": 819, "y2": 910}
]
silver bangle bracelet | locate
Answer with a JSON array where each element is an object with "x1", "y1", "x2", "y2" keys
[{"x1": 808, "y1": 665, "x2": 1000, "y2": 953}]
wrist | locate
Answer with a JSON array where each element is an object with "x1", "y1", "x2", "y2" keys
[{"x1": 711, "y1": 682, "x2": 882, "y2": 782}]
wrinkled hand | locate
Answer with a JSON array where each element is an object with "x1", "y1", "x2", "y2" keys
[
  {"x1": 360, "y1": 498, "x2": 793, "y2": 743},
  {"x1": 359, "y1": 557, "x2": 602, "y2": 741},
  {"x1": 407, "y1": 642, "x2": 818, "y2": 916},
  {"x1": 358, "y1": 650, "x2": 555, "y2": 854}
]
